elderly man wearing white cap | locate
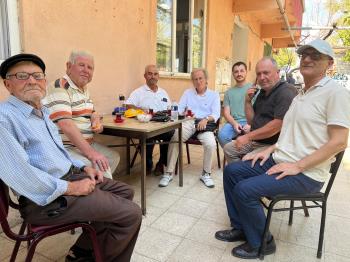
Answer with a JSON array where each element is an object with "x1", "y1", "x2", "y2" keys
[{"x1": 215, "y1": 38, "x2": 350, "y2": 259}]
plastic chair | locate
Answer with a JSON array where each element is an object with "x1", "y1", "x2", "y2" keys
[
  {"x1": 0, "y1": 180, "x2": 103, "y2": 262},
  {"x1": 185, "y1": 118, "x2": 221, "y2": 169},
  {"x1": 259, "y1": 151, "x2": 345, "y2": 260}
]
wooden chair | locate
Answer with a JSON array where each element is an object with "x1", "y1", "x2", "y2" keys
[
  {"x1": 0, "y1": 180, "x2": 103, "y2": 262},
  {"x1": 259, "y1": 151, "x2": 345, "y2": 260}
]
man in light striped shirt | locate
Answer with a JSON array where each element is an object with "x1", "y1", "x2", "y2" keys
[
  {"x1": 0, "y1": 54, "x2": 141, "y2": 261},
  {"x1": 44, "y1": 51, "x2": 119, "y2": 179}
]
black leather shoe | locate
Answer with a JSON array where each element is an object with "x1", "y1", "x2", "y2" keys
[
  {"x1": 215, "y1": 229, "x2": 246, "y2": 242},
  {"x1": 231, "y1": 237, "x2": 276, "y2": 259}
]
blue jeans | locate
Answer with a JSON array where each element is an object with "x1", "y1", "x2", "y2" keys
[
  {"x1": 218, "y1": 120, "x2": 247, "y2": 147},
  {"x1": 223, "y1": 156, "x2": 323, "y2": 248}
]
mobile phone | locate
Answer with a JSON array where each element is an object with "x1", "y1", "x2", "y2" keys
[{"x1": 253, "y1": 78, "x2": 259, "y2": 95}]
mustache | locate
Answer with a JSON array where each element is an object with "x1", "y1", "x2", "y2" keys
[{"x1": 24, "y1": 85, "x2": 43, "y2": 92}]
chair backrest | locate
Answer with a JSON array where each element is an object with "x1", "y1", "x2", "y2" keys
[
  {"x1": 324, "y1": 151, "x2": 345, "y2": 198},
  {"x1": 0, "y1": 180, "x2": 10, "y2": 222}
]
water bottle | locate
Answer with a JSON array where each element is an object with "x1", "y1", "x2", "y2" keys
[{"x1": 171, "y1": 102, "x2": 178, "y2": 121}]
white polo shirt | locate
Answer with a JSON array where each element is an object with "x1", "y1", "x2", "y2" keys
[
  {"x1": 125, "y1": 84, "x2": 171, "y2": 112},
  {"x1": 273, "y1": 77, "x2": 350, "y2": 182},
  {"x1": 178, "y1": 87, "x2": 221, "y2": 121}
]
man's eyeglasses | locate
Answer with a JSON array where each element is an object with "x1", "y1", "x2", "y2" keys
[
  {"x1": 6, "y1": 72, "x2": 46, "y2": 80},
  {"x1": 299, "y1": 52, "x2": 329, "y2": 61}
]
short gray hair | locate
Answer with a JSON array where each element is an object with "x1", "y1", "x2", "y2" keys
[
  {"x1": 259, "y1": 57, "x2": 279, "y2": 70},
  {"x1": 191, "y1": 68, "x2": 208, "y2": 80},
  {"x1": 69, "y1": 50, "x2": 94, "y2": 64}
]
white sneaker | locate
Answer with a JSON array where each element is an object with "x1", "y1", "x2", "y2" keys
[
  {"x1": 159, "y1": 173, "x2": 173, "y2": 187},
  {"x1": 200, "y1": 172, "x2": 215, "y2": 188}
]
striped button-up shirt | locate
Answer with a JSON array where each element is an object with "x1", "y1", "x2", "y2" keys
[{"x1": 0, "y1": 96, "x2": 84, "y2": 206}]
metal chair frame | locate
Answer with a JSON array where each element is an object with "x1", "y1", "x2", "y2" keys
[
  {"x1": 259, "y1": 151, "x2": 345, "y2": 260},
  {"x1": 0, "y1": 180, "x2": 102, "y2": 262}
]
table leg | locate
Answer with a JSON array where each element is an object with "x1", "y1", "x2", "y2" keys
[
  {"x1": 126, "y1": 138, "x2": 131, "y2": 175},
  {"x1": 178, "y1": 124, "x2": 183, "y2": 187},
  {"x1": 140, "y1": 137, "x2": 147, "y2": 215}
]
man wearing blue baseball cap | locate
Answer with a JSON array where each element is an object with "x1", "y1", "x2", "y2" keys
[{"x1": 215, "y1": 39, "x2": 350, "y2": 259}]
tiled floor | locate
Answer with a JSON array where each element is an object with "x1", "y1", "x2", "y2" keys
[{"x1": 1, "y1": 147, "x2": 350, "y2": 262}]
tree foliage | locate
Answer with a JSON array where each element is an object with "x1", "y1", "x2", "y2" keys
[
  {"x1": 326, "y1": 0, "x2": 350, "y2": 62},
  {"x1": 272, "y1": 48, "x2": 297, "y2": 72}
]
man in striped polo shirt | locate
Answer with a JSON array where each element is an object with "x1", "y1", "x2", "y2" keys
[{"x1": 44, "y1": 51, "x2": 119, "y2": 179}]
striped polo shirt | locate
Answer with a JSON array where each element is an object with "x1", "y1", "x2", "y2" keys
[{"x1": 43, "y1": 75, "x2": 94, "y2": 144}]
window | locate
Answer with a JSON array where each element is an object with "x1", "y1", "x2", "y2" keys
[
  {"x1": 0, "y1": 0, "x2": 20, "y2": 61},
  {"x1": 156, "y1": 0, "x2": 206, "y2": 75}
]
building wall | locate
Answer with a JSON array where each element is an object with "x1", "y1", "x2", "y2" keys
[
  {"x1": 7, "y1": 0, "x2": 157, "y2": 114},
  {"x1": 0, "y1": 0, "x2": 267, "y2": 103},
  {"x1": 0, "y1": 0, "x2": 268, "y2": 173}
]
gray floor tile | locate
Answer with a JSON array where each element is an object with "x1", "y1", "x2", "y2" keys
[
  {"x1": 146, "y1": 190, "x2": 180, "y2": 209},
  {"x1": 184, "y1": 184, "x2": 221, "y2": 203},
  {"x1": 185, "y1": 219, "x2": 230, "y2": 250},
  {"x1": 151, "y1": 210, "x2": 197, "y2": 237},
  {"x1": 201, "y1": 203, "x2": 231, "y2": 225},
  {"x1": 168, "y1": 239, "x2": 224, "y2": 262},
  {"x1": 273, "y1": 240, "x2": 323, "y2": 262},
  {"x1": 169, "y1": 197, "x2": 209, "y2": 218},
  {"x1": 324, "y1": 252, "x2": 350, "y2": 262},
  {"x1": 134, "y1": 227, "x2": 182, "y2": 262},
  {"x1": 131, "y1": 252, "x2": 158, "y2": 262}
]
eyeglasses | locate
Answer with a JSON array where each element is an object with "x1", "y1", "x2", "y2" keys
[
  {"x1": 299, "y1": 52, "x2": 328, "y2": 61},
  {"x1": 6, "y1": 72, "x2": 46, "y2": 80}
]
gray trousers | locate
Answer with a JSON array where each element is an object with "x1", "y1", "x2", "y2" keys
[
  {"x1": 223, "y1": 140, "x2": 269, "y2": 163},
  {"x1": 19, "y1": 173, "x2": 142, "y2": 262}
]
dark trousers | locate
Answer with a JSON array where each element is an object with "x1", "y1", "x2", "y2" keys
[
  {"x1": 19, "y1": 173, "x2": 142, "y2": 262},
  {"x1": 223, "y1": 156, "x2": 323, "y2": 248},
  {"x1": 146, "y1": 130, "x2": 175, "y2": 169}
]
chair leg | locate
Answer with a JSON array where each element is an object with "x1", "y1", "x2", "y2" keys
[
  {"x1": 83, "y1": 227, "x2": 103, "y2": 262},
  {"x1": 216, "y1": 140, "x2": 221, "y2": 169},
  {"x1": 186, "y1": 143, "x2": 190, "y2": 164},
  {"x1": 317, "y1": 202, "x2": 327, "y2": 259},
  {"x1": 301, "y1": 200, "x2": 310, "y2": 217},
  {"x1": 259, "y1": 203, "x2": 275, "y2": 260},
  {"x1": 10, "y1": 221, "x2": 27, "y2": 262},
  {"x1": 130, "y1": 145, "x2": 141, "y2": 168},
  {"x1": 25, "y1": 239, "x2": 40, "y2": 262},
  {"x1": 288, "y1": 200, "x2": 294, "y2": 225},
  {"x1": 175, "y1": 158, "x2": 178, "y2": 175}
]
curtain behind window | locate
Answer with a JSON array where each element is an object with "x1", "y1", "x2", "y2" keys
[{"x1": 0, "y1": 1, "x2": 10, "y2": 60}]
